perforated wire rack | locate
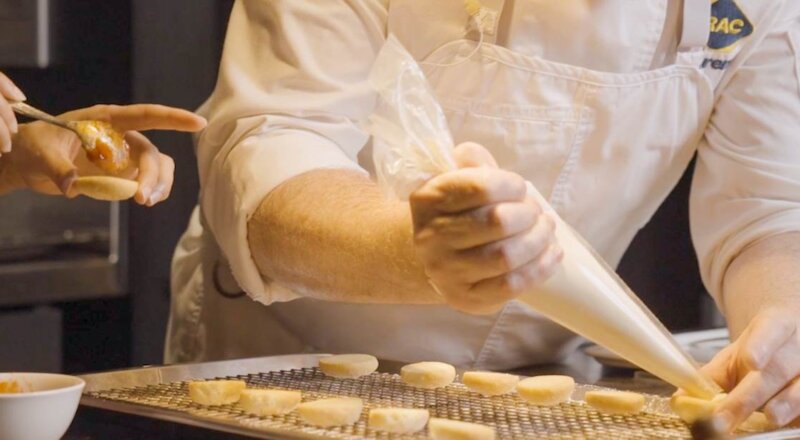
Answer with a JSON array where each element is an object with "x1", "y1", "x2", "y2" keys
[{"x1": 83, "y1": 366, "x2": 722, "y2": 440}]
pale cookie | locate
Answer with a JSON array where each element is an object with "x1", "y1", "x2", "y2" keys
[
  {"x1": 462, "y1": 371, "x2": 519, "y2": 396},
  {"x1": 297, "y1": 397, "x2": 363, "y2": 427},
  {"x1": 585, "y1": 390, "x2": 646, "y2": 415},
  {"x1": 237, "y1": 389, "x2": 302, "y2": 416},
  {"x1": 516, "y1": 375, "x2": 575, "y2": 406},
  {"x1": 400, "y1": 362, "x2": 456, "y2": 389},
  {"x1": 740, "y1": 411, "x2": 773, "y2": 431},
  {"x1": 73, "y1": 176, "x2": 138, "y2": 201},
  {"x1": 318, "y1": 354, "x2": 378, "y2": 379},
  {"x1": 187, "y1": 380, "x2": 246, "y2": 406},
  {"x1": 428, "y1": 418, "x2": 496, "y2": 440},
  {"x1": 368, "y1": 408, "x2": 430, "y2": 434},
  {"x1": 670, "y1": 394, "x2": 726, "y2": 424}
]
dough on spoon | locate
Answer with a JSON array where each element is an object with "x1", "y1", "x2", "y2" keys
[
  {"x1": 400, "y1": 362, "x2": 456, "y2": 389},
  {"x1": 462, "y1": 371, "x2": 519, "y2": 396},
  {"x1": 585, "y1": 390, "x2": 645, "y2": 415},
  {"x1": 73, "y1": 176, "x2": 138, "y2": 201},
  {"x1": 368, "y1": 408, "x2": 430, "y2": 434},
  {"x1": 297, "y1": 397, "x2": 363, "y2": 427},
  {"x1": 318, "y1": 354, "x2": 378, "y2": 379},
  {"x1": 237, "y1": 389, "x2": 302, "y2": 416},
  {"x1": 428, "y1": 418, "x2": 495, "y2": 440},
  {"x1": 187, "y1": 380, "x2": 246, "y2": 406},
  {"x1": 516, "y1": 375, "x2": 575, "y2": 406}
]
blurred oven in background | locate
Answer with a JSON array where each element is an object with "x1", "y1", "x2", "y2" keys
[
  {"x1": 0, "y1": 0, "x2": 226, "y2": 373},
  {"x1": 0, "y1": 171, "x2": 128, "y2": 374},
  {"x1": 0, "y1": 194, "x2": 126, "y2": 306},
  {"x1": 0, "y1": 0, "x2": 56, "y2": 68},
  {"x1": 0, "y1": 0, "x2": 132, "y2": 373}
]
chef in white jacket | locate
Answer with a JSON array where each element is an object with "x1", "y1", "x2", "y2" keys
[{"x1": 167, "y1": 0, "x2": 800, "y2": 430}]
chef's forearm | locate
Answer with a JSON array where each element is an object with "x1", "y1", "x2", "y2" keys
[
  {"x1": 721, "y1": 231, "x2": 800, "y2": 338},
  {"x1": 247, "y1": 168, "x2": 441, "y2": 304}
]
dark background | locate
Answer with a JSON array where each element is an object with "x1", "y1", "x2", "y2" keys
[{"x1": 0, "y1": 0, "x2": 719, "y2": 373}]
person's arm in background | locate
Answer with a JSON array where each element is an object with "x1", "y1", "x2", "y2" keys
[
  {"x1": 0, "y1": 104, "x2": 206, "y2": 205},
  {"x1": 690, "y1": 2, "x2": 800, "y2": 430},
  {"x1": 202, "y1": 0, "x2": 559, "y2": 313},
  {"x1": 0, "y1": 72, "x2": 27, "y2": 154}
]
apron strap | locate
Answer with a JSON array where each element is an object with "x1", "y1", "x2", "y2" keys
[{"x1": 679, "y1": 0, "x2": 710, "y2": 51}]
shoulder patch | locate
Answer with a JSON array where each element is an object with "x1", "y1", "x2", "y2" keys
[{"x1": 708, "y1": 0, "x2": 753, "y2": 52}]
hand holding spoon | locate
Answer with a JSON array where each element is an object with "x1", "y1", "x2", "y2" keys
[{"x1": 11, "y1": 101, "x2": 131, "y2": 174}]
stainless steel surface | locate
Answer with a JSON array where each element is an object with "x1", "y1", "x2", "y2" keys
[
  {"x1": 79, "y1": 355, "x2": 796, "y2": 439},
  {"x1": 0, "y1": 190, "x2": 125, "y2": 307},
  {"x1": 0, "y1": 256, "x2": 124, "y2": 306},
  {"x1": 0, "y1": 0, "x2": 53, "y2": 67}
]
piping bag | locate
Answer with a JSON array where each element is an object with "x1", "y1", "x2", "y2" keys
[{"x1": 365, "y1": 35, "x2": 721, "y2": 398}]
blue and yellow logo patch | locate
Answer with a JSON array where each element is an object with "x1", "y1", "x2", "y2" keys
[{"x1": 708, "y1": 0, "x2": 753, "y2": 52}]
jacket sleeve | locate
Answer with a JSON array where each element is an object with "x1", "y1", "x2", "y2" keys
[
  {"x1": 691, "y1": 3, "x2": 800, "y2": 311},
  {"x1": 196, "y1": 0, "x2": 388, "y2": 304}
]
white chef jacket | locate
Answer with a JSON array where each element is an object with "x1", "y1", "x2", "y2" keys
[{"x1": 165, "y1": 0, "x2": 800, "y2": 367}]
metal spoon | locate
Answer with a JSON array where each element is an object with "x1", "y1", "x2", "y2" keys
[
  {"x1": 12, "y1": 102, "x2": 100, "y2": 151},
  {"x1": 11, "y1": 101, "x2": 130, "y2": 173}
]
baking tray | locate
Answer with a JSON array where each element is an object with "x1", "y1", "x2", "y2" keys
[{"x1": 79, "y1": 354, "x2": 798, "y2": 439}]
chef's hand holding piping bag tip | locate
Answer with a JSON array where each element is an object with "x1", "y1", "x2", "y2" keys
[
  {"x1": 696, "y1": 307, "x2": 800, "y2": 431},
  {"x1": 366, "y1": 34, "x2": 718, "y2": 399},
  {"x1": 1, "y1": 103, "x2": 206, "y2": 205},
  {"x1": 0, "y1": 71, "x2": 26, "y2": 155}
]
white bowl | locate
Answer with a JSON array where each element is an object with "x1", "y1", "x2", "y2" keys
[{"x1": 0, "y1": 372, "x2": 85, "y2": 440}]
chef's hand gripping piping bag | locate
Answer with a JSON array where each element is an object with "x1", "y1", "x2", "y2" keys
[{"x1": 365, "y1": 35, "x2": 721, "y2": 398}]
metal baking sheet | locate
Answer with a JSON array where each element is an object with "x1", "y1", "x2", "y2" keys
[{"x1": 79, "y1": 354, "x2": 796, "y2": 439}]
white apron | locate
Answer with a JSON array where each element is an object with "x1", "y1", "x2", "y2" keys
[{"x1": 166, "y1": 0, "x2": 778, "y2": 369}]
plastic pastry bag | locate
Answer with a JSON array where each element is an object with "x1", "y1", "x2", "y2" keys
[
  {"x1": 366, "y1": 35, "x2": 456, "y2": 200},
  {"x1": 364, "y1": 35, "x2": 720, "y2": 398}
]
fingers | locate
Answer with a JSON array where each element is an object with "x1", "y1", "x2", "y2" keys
[
  {"x1": 699, "y1": 343, "x2": 737, "y2": 392},
  {"x1": 147, "y1": 153, "x2": 174, "y2": 206},
  {"x1": 63, "y1": 104, "x2": 206, "y2": 133},
  {"x1": 127, "y1": 131, "x2": 174, "y2": 206},
  {"x1": 456, "y1": 243, "x2": 563, "y2": 314},
  {"x1": 453, "y1": 214, "x2": 557, "y2": 283},
  {"x1": 21, "y1": 150, "x2": 78, "y2": 197},
  {"x1": 739, "y1": 311, "x2": 795, "y2": 370},
  {"x1": 0, "y1": 72, "x2": 25, "y2": 154},
  {"x1": 0, "y1": 107, "x2": 11, "y2": 155},
  {"x1": 128, "y1": 132, "x2": 160, "y2": 204},
  {"x1": 418, "y1": 199, "x2": 541, "y2": 250},
  {"x1": 11, "y1": 123, "x2": 78, "y2": 195},
  {"x1": 0, "y1": 72, "x2": 26, "y2": 102},
  {"x1": 107, "y1": 104, "x2": 206, "y2": 132},
  {"x1": 765, "y1": 379, "x2": 800, "y2": 427},
  {"x1": 453, "y1": 142, "x2": 498, "y2": 169},
  {"x1": 716, "y1": 333, "x2": 800, "y2": 430},
  {"x1": 411, "y1": 168, "x2": 527, "y2": 220}
]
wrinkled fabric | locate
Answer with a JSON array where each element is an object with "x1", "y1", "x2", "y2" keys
[{"x1": 166, "y1": 0, "x2": 800, "y2": 368}]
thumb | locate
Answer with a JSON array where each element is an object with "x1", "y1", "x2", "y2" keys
[
  {"x1": 453, "y1": 142, "x2": 498, "y2": 169},
  {"x1": 40, "y1": 154, "x2": 78, "y2": 196}
]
